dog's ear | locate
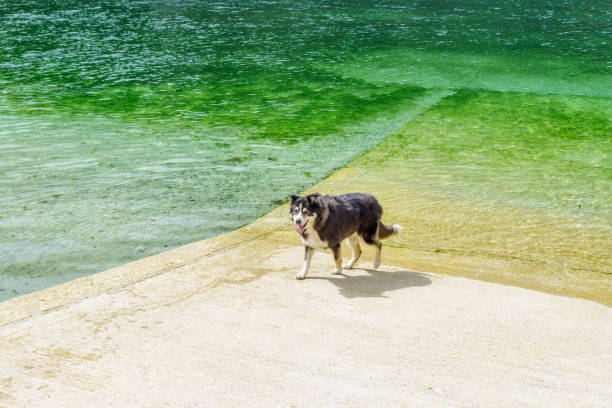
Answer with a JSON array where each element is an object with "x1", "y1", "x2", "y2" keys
[
  {"x1": 289, "y1": 194, "x2": 299, "y2": 205},
  {"x1": 307, "y1": 193, "x2": 322, "y2": 206}
]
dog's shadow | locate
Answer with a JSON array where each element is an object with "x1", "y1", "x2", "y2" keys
[{"x1": 309, "y1": 267, "x2": 432, "y2": 298}]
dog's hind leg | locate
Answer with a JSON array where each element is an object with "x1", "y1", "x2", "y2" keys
[
  {"x1": 343, "y1": 234, "x2": 361, "y2": 269},
  {"x1": 360, "y1": 222, "x2": 382, "y2": 269},
  {"x1": 331, "y1": 244, "x2": 342, "y2": 275},
  {"x1": 296, "y1": 246, "x2": 314, "y2": 280}
]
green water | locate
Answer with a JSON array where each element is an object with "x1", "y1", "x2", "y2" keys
[
  {"x1": 1, "y1": 1, "x2": 610, "y2": 300},
  {"x1": 364, "y1": 90, "x2": 612, "y2": 217}
]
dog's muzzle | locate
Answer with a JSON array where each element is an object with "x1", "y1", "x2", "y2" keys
[{"x1": 295, "y1": 220, "x2": 308, "y2": 234}]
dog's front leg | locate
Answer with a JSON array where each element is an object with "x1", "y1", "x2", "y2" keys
[
  {"x1": 331, "y1": 244, "x2": 342, "y2": 275},
  {"x1": 343, "y1": 234, "x2": 361, "y2": 269},
  {"x1": 296, "y1": 246, "x2": 313, "y2": 280},
  {"x1": 373, "y1": 241, "x2": 382, "y2": 269}
]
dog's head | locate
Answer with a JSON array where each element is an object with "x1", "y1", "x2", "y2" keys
[{"x1": 289, "y1": 193, "x2": 322, "y2": 234}]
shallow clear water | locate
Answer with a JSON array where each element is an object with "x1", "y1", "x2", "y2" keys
[{"x1": 1, "y1": 0, "x2": 610, "y2": 300}]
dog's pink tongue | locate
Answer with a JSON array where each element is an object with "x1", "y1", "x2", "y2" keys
[{"x1": 296, "y1": 224, "x2": 304, "y2": 233}]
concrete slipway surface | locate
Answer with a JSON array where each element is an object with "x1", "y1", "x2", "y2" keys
[{"x1": 1, "y1": 167, "x2": 611, "y2": 407}]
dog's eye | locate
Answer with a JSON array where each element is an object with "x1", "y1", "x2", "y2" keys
[
  {"x1": 290, "y1": 207, "x2": 298, "y2": 214},
  {"x1": 302, "y1": 209, "x2": 310, "y2": 215}
]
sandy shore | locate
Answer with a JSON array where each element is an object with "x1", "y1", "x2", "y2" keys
[{"x1": 1, "y1": 196, "x2": 611, "y2": 407}]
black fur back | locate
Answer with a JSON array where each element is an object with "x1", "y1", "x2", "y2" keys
[{"x1": 315, "y1": 193, "x2": 382, "y2": 246}]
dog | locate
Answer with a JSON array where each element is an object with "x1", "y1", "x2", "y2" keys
[{"x1": 289, "y1": 193, "x2": 402, "y2": 279}]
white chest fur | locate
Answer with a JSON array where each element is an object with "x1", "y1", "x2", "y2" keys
[{"x1": 300, "y1": 224, "x2": 329, "y2": 250}]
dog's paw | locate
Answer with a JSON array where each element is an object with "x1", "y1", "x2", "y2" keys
[
  {"x1": 343, "y1": 260, "x2": 356, "y2": 269},
  {"x1": 295, "y1": 272, "x2": 307, "y2": 280},
  {"x1": 331, "y1": 268, "x2": 342, "y2": 275},
  {"x1": 372, "y1": 260, "x2": 381, "y2": 269}
]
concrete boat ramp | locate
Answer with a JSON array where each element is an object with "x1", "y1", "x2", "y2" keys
[{"x1": 1, "y1": 201, "x2": 610, "y2": 407}]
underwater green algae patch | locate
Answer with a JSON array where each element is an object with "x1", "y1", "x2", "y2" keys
[
  {"x1": 320, "y1": 49, "x2": 611, "y2": 97},
  {"x1": 342, "y1": 90, "x2": 611, "y2": 304},
  {"x1": 0, "y1": 70, "x2": 430, "y2": 140},
  {"x1": 361, "y1": 90, "x2": 612, "y2": 216}
]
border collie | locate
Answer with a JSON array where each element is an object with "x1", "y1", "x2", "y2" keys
[{"x1": 289, "y1": 193, "x2": 402, "y2": 279}]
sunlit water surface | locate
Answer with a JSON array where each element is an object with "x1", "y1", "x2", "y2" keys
[{"x1": 0, "y1": 0, "x2": 610, "y2": 300}]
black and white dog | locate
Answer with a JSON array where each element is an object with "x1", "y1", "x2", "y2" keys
[{"x1": 289, "y1": 193, "x2": 402, "y2": 279}]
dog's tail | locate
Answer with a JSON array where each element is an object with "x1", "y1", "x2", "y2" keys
[{"x1": 378, "y1": 222, "x2": 402, "y2": 239}]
